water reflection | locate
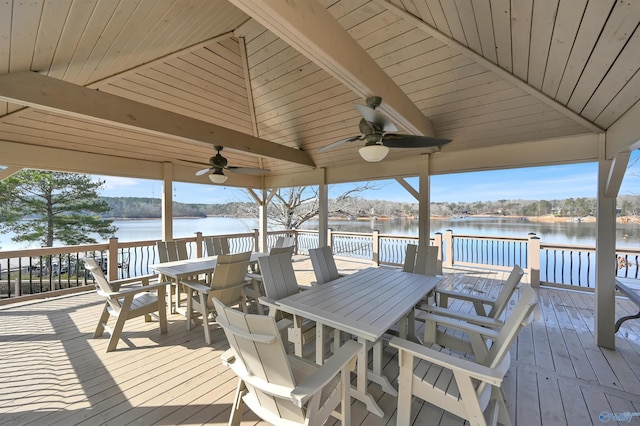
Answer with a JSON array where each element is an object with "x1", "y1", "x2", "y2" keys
[{"x1": 302, "y1": 217, "x2": 640, "y2": 247}]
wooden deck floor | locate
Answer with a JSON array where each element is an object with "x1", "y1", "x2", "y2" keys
[{"x1": 1, "y1": 256, "x2": 640, "y2": 425}]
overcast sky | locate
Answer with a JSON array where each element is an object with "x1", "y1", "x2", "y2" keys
[{"x1": 95, "y1": 151, "x2": 640, "y2": 204}]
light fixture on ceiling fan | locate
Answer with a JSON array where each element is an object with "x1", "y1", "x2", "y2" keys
[
  {"x1": 195, "y1": 146, "x2": 270, "y2": 184},
  {"x1": 319, "y1": 96, "x2": 452, "y2": 162}
]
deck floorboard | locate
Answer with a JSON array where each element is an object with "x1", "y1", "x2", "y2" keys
[{"x1": 0, "y1": 256, "x2": 639, "y2": 425}]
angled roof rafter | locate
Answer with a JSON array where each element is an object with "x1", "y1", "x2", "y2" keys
[
  {"x1": 375, "y1": 0, "x2": 604, "y2": 135},
  {"x1": 229, "y1": 0, "x2": 437, "y2": 137},
  {"x1": 0, "y1": 72, "x2": 315, "y2": 168}
]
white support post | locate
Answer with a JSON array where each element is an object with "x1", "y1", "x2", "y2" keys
[
  {"x1": 595, "y1": 147, "x2": 617, "y2": 349},
  {"x1": 318, "y1": 169, "x2": 328, "y2": 247},
  {"x1": 259, "y1": 189, "x2": 269, "y2": 253},
  {"x1": 161, "y1": 162, "x2": 173, "y2": 242},
  {"x1": 418, "y1": 155, "x2": 430, "y2": 247}
]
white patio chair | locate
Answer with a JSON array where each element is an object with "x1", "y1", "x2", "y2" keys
[
  {"x1": 391, "y1": 285, "x2": 538, "y2": 426},
  {"x1": 245, "y1": 245, "x2": 295, "y2": 313},
  {"x1": 257, "y1": 251, "x2": 318, "y2": 357},
  {"x1": 156, "y1": 240, "x2": 195, "y2": 311},
  {"x1": 274, "y1": 235, "x2": 295, "y2": 248},
  {"x1": 417, "y1": 265, "x2": 524, "y2": 352},
  {"x1": 180, "y1": 251, "x2": 251, "y2": 344},
  {"x1": 403, "y1": 243, "x2": 441, "y2": 275},
  {"x1": 213, "y1": 297, "x2": 361, "y2": 426},
  {"x1": 85, "y1": 258, "x2": 168, "y2": 352},
  {"x1": 309, "y1": 246, "x2": 345, "y2": 285},
  {"x1": 204, "y1": 236, "x2": 230, "y2": 256}
]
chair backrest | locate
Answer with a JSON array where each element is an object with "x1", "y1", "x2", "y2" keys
[
  {"x1": 274, "y1": 235, "x2": 295, "y2": 248},
  {"x1": 403, "y1": 244, "x2": 440, "y2": 275},
  {"x1": 258, "y1": 251, "x2": 300, "y2": 300},
  {"x1": 85, "y1": 258, "x2": 124, "y2": 313},
  {"x1": 269, "y1": 245, "x2": 294, "y2": 256},
  {"x1": 205, "y1": 236, "x2": 230, "y2": 256},
  {"x1": 84, "y1": 258, "x2": 114, "y2": 295},
  {"x1": 488, "y1": 265, "x2": 524, "y2": 318},
  {"x1": 483, "y1": 285, "x2": 537, "y2": 370},
  {"x1": 212, "y1": 297, "x2": 304, "y2": 423},
  {"x1": 309, "y1": 246, "x2": 340, "y2": 284},
  {"x1": 209, "y1": 251, "x2": 251, "y2": 305},
  {"x1": 157, "y1": 240, "x2": 189, "y2": 262}
]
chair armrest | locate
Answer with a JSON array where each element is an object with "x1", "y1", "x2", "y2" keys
[
  {"x1": 221, "y1": 348, "x2": 236, "y2": 366},
  {"x1": 109, "y1": 274, "x2": 159, "y2": 290},
  {"x1": 436, "y1": 288, "x2": 496, "y2": 306},
  {"x1": 180, "y1": 280, "x2": 211, "y2": 293},
  {"x1": 389, "y1": 337, "x2": 502, "y2": 385},
  {"x1": 103, "y1": 281, "x2": 168, "y2": 298},
  {"x1": 417, "y1": 304, "x2": 503, "y2": 328},
  {"x1": 418, "y1": 313, "x2": 501, "y2": 340},
  {"x1": 246, "y1": 272, "x2": 262, "y2": 281},
  {"x1": 208, "y1": 281, "x2": 251, "y2": 297},
  {"x1": 291, "y1": 340, "x2": 362, "y2": 406}
]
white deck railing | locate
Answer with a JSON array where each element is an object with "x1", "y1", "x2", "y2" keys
[{"x1": 1, "y1": 228, "x2": 638, "y2": 301}]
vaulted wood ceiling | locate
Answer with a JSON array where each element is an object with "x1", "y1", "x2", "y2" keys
[{"x1": 0, "y1": 0, "x2": 638, "y2": 188}]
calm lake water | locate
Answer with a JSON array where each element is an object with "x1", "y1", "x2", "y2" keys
[{"x1": 2, "y1": 216, "x2": 640, "y2": 251}]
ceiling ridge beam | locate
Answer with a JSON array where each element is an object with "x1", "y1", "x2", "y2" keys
[
  {"x1": 238, "y1": 36, "x2": 265, "y2": 172},
  {"x1": 0, "y1": 72, "x2": 315, "y2": 168},
  {"x1": 228, "y1": 0, "x2": 436, "y2": 137},
  {"x1": 86, "y1": 32, "x2": 236, "y2": 89},
  {"x1": 375, "y1": 0, "x2": 604, "y2": 134}
]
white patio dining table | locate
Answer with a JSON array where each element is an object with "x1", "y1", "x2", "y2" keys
[
  {"x1": 149, "y1": 252, "x2": 267, "y2": 313},
  {"x1": 274, "y1": 267, "x2": 442, "y2": 417}
]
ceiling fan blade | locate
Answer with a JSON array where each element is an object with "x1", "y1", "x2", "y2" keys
[
  {"x1": 318, "y1": 135, "x2": 362, "y2": 153},
  {"x1": 195, "y1": 167, "x2": 211, "y2": 176},
  {"x1": 381, "y1": 134, "x2": 452, "y2": 148},
  {"x1": 227, "y1": 166, "x2": 271, "y2": 175},
  {"x1": 355, "y1": 104, "x2": 397, "y2": 132}
]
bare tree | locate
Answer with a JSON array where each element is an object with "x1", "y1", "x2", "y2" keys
[{"x1": 268, "y1": 183, "x2": 380, "y2": 229}]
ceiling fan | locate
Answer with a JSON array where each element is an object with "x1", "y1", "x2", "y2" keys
[
  {"x1": 319, "y1": 96, "x2": 452, "y2": 162},
  {"x1": 195, "y1": 146, "x2": 270, "y2": 184}
]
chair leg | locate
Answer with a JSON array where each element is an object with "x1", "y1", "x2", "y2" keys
[
  {"x1": 199, "y1": 292, "x2": 212, "y2": 344},
  {"x1": 94, "y1": 306, "x2": 110, "y2": 338},
  {"x1": 157, "y1": 287, "x2": 168, "y2": 334},
  {"x1": 396, "y1": 351, "x2": 413, "y2": 426},
  {"x1": 494, "y1": 386, "x2": 512, "y2": 426},
  {"x1": 106, "y1": 299, "x2": 132, "y2": 352},
  {"x1": 229, "y1": 379, "x2": 247, "y2": 426}
]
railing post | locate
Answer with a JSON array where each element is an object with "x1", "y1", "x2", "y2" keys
[
  {"x1": 372, "y1": 230, "x2": 380, "y2": 266},
  {"x1": 108, "y1": 237, "x2": 119, "y2": 281},
  {"x1": 253, "y1": 229, "x2": 260, "y2": 252},
  {"x1": 528, "y1": 233, "x2": 541, "y2": 288},
  {"x1": 14, "y1": 277, "x2": 21, "y2": 297},
  {"x1": 434, "y1": 232, "x2": 443, "y2": 270},
  {"x1": 327, "y1": 228, "x2": 333, "y2": 249},
  {"x1": 195, "y1": 232, "x2": 203, "y2": 258},
  {"x1": 292, "y1": 229, "x2": 298, "y2": 255},
  {"x1": 444, "y1": 229, "x2": 454, "y2": 267}
]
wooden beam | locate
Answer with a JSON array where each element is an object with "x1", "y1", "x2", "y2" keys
[
  {"x1": 0, "y1": 140, "x2": 262, "y2": 188},
  {"x1": 605, "y1": 151, "x2": 631, "y2": 197},
  {"x1": 87, "y1": 32, "x2": 235, "y2": 88},
  {"x1": 595, "y1": 138, "x2": 616, "y2": 349},
  {"x1": 0, "y1": 72, "x2": 315, "y2": 168},
  {"x1": 395, "y1": 177, "x2": 419, "y2": 200},
  {"x1": 606, "y1": 99, "x2": 640, "y2": 158},
  {"x1": 418, "y1": 155, "x2": 430, "y2": 246},
  {"x1": 376, "y1": 0, "x2": 603, "y2": 134},
  {"x1": 229, "y1": 0, "x2": 436, "y2": 137},
  {"x1": 162, "y1": 162, "x2": 173, "y2": 242},
  {"x1": 0, "y1": 165, "x2": 21, "y2": 180},
  {"x1": 265, "y1": 134, "x2": 600, "y2": 187}
]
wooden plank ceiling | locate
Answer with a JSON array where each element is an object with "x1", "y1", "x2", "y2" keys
[{"x1": 0, "y1": 0, "x2": 638, "y2": 187}]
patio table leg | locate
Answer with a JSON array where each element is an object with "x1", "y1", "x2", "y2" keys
[{"x1": 350, "y1": 335, "x2": 385, "y2": 417}]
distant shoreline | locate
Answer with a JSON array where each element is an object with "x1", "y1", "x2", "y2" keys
[{"x1": 107, "y1": 214, "x2": 639, "y2": 224}]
